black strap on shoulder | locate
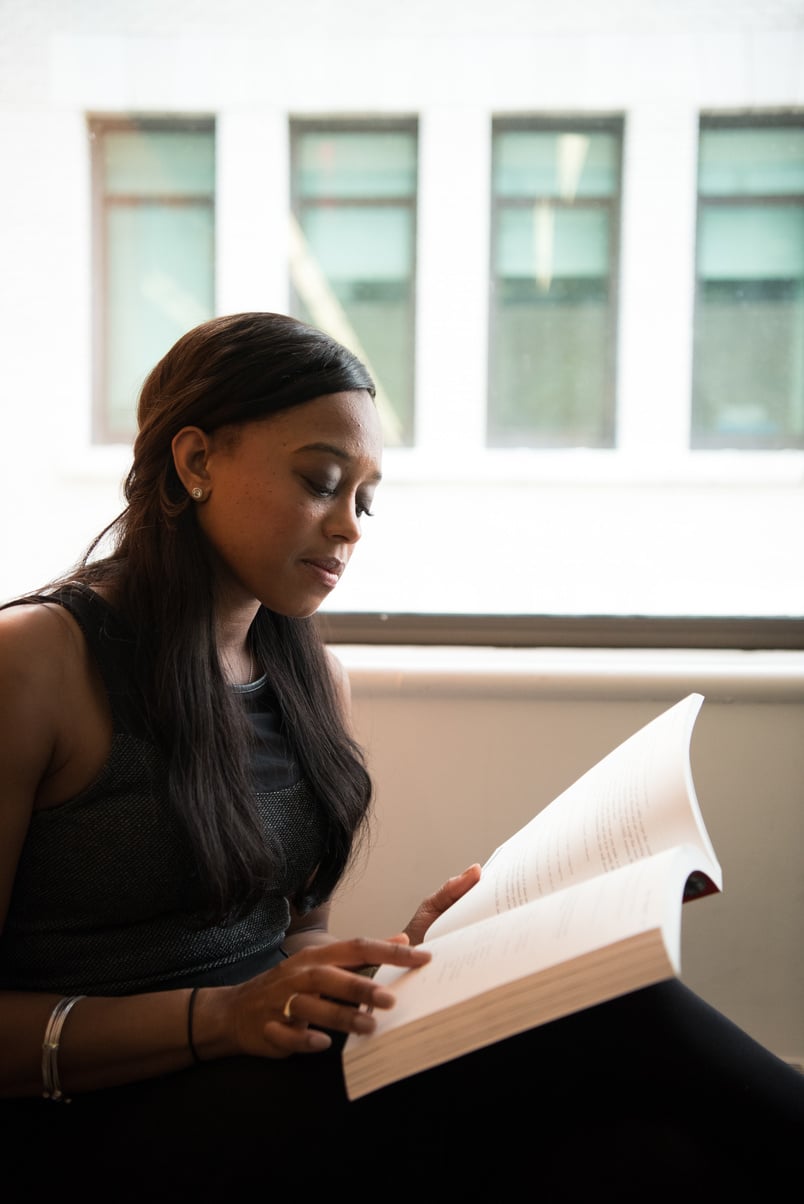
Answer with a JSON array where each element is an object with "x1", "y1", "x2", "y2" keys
[{"x1": 18, "y1": 583, "x2": 146, "y2": 735}]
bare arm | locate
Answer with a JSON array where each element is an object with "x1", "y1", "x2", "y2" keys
[
  {"x1": 0, "y1": 605, "x2": 196, "y2": 1096},
  {"x1": 0, "y1": 608, "x2": 430, "y2": 1098}
]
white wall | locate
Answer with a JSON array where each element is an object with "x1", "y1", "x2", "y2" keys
[
  {"x1": 329, "y1": 647, "x2": 804, "y2": 1063},
  {"x1": 1, "y1": 1, "x2": 803, "y2": 613}
]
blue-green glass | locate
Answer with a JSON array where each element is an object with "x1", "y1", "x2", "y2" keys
[
  {"x1": 292, "y1": 129, "x2": 417, "y2": 445},
  {"x1": 490, "y1": 127, "x2": 619, "y2": 446},
  {"x1": 495, "y1": 130, "x2": 618, "y2": 199},
  {"x1": 699, "y1": 127, "x2": 804, "y2": 196},
  {"x1": 296, "y1": 132, "x2": 416, "y2": 198},
  {"x1": 299, "y1": 284, "x2": 414, "y2": 447},
  {"x1": 698, "y1": 205, "x2": 804, "y2": 279},
  {"x1": 104, "y1": 128, "x2": 214, "y2": 197},
  {"x1": 301, "y1": 206, "x2": 412, "y2": 280},
  {"x1": 106, "y1": 204, "x2": 214, "y2": 434},
  {"x1": 294, "y1": 199, "x2": 414, "y2": 443},
  {"x1": 489, "y1": 277, "x2": 613, "y2": 447},
  {"x1": 694, "y1": 124, "x2": 804, "y2": 446},
  {"x1": 497, "y1": 205, "x2": 609, "y2": 279},
  {"x1": 692, "y1": 277, "x2": 804, "y2": 446}
]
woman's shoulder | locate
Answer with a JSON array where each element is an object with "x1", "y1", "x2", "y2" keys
[
  {"x1": 2, "y1": 582, "x2": 122, "y2": 650},
  {"x1": 0, "y1": 592, "x2": 84, "y2": 651},
  {"x1": 0, "y1": 598, "x2": 94, "y2": 808},
  {"x1": 0, "y1": 593, "x2": 91, "y2": 697}
]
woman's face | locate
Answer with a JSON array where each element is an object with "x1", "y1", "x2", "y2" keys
[{"x1": 189, "y1": 389, "x2": 383, "y2": 617}]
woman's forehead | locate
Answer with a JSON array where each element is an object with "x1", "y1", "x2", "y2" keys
[
  {"x1": 234, "y1": 390, "x2": 383, "y2": 470},
  {"x1": 270, "y1": 390, "x2": 381, "y2": 448}
]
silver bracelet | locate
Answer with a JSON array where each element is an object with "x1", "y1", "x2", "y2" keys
[{"x1": 42, "y1": 995, "x2": 85, "y2": 1102}]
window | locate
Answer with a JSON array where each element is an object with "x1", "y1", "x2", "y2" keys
[
  {"x1": 289, "y1": 120, "x2": 418, "y2": 447},
  {"x1": 692, "y1": 116, "x2": 804, "y2": 450},
  {"x1": 3, "y1": 8, "x2": 801, "y2": 640},
  {"x1": 90, "y1": 117, "x2": 215, "y2": 443},
  {"x1": 489, "y1": 118, "x2": 622, "y2": 448}
]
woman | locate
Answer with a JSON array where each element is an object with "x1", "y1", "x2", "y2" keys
[{"x1": 0, "y1": 313, "x2": 801, "y2": 1200}]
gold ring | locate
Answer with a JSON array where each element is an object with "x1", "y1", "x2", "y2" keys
[{"x1": 282, "y1": 992, "x2": 300, "y2": 1021}]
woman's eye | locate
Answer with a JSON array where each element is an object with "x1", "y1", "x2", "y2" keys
[
  {"x1": 302, "y1": 474, "x2": 375, "y2": 518},
  {"x1": 305, "y1": 478, "x2": 336, "y2": 498}
]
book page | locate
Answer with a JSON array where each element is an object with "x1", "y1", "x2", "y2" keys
[
  {"x1": 426, "y1": 693, "x2": 720, "y2": 942},
  {"x1": 351, "y1": 844, "x2": 701, "y2": 1044}
]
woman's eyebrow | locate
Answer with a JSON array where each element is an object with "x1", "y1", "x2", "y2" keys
[{"x1": 296, "y1": 442, "x2": 382, "y2": 482}]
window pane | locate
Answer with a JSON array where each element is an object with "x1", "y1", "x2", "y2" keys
[
  {"x1": 93, "y1": 122, "x2": 215, "y2": 443},
  {"x1": 106, "y1": 205, "x2": 215, "y2": 432},
  {"x1": 693, "y1": 121, "x2": 804, "y2": 449},
  {"x1": 296, "y1": 131, "x2": 416, "y2": 197},
  {"x1": 495, "y1": 130, "x2": 619, "y2": 198},
  {"x1": 699, "y1": 128, "x2": 804, "y2": 195},
  {"x1": 291, "y1": 123, "x2": 417, "y2": 447},
  {"x1": 497, "y1": 205, "x2": 611, "y2": 278},
  {"x1": 301, "y1": 206, "x2": 413, "y2": 279},
  {"x1": 103, "y1": 129, "x2": 215, "y2": 197},
  {"x1": 489, "y1": 122, "x2": 621, "y2": 447},
  {"x1": 698, "y1": 206, "x2": 804, "y2": 278}
]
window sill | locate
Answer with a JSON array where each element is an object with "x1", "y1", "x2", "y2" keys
[
  {"x1": 331, "y1": 643, "x2": 804, "y2": 703},
  {"x1": 318, "y1": 613, "x2": 804, "y2": 651}
]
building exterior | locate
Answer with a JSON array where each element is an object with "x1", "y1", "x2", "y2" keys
[{"x1": 2, "y1": 0, "x2": 803, "y2": 616}]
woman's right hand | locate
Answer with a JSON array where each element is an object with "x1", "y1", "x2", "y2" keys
[
  {"x1": 401, "y1": 864, "x2": 482, "y2": 946},
  {"x1": 193, "y1": 936, "x2": 431, "y2": 1060}
]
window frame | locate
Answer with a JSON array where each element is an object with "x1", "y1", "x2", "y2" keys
[
  {"x1": 487, "y1": 113, "x2": 624, "y2": 448},
  {"x1": 88, "y1": 113, "x2": 216, "y2": 445},
  {"x1": 319, "y1": 111, "x2": 800, "y2": 649},
  {"x1": 317, "y1": 612, "x2": 803, "y2": 650},
  {"x1": 691, "y1": 110, "x2": 804, "y2": 452},
  {"x1": 288, "y1": 115, "x2": 419, "y2": 446}
]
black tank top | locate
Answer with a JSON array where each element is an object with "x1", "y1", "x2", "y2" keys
[{"x1": 0, "y1": 584, "x2": 326, "y2": 995}]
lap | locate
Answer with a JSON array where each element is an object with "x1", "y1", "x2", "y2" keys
[{"x1": 5, "y1": 981, "x2": 802, "y2": 1201}]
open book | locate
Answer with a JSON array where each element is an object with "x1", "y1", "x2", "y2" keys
[{"x1": 342, "y1": 692, "x2": 722, "y2": 1100}]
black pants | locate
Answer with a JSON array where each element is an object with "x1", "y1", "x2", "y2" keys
[{"x1": 4, "y1": 981, "x2": 803, "y2": 1202}]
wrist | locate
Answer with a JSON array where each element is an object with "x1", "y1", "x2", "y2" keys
[{"x1": 185, "y1": 986, "x2": 233, "y2": 1063}]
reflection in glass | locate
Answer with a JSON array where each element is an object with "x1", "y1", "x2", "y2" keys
[
  {"x1": 489, "y1": 121, "x2": 622, "y2": 448},
  {"x1": 290, "y1": 123, "x2": 417, "y2": 447}
]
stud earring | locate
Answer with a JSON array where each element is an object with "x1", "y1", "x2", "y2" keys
[{"x1": 190, "y1": 486, "x2": 204, "y2": 501}]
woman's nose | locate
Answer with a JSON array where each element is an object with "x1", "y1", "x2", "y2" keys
[{"x1": 324, "y1": 498, "x2": 362, "y2": 544}]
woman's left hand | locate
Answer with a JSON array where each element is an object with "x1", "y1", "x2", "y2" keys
[{"x1": 400, "y1": 863, "x2": 481, "y2": 946}]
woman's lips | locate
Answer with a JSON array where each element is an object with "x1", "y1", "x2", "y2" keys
[{"x1": 301, "y1": 557, "x2": 345, "y2": 589}]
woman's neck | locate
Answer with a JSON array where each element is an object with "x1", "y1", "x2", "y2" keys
[{"x1": 215, "y1": 596, "x2": 261, "y2": 685}]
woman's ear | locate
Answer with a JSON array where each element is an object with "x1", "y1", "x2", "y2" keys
[{"x1": 172, "y1": 426, "x2": 213, "y2": 502}]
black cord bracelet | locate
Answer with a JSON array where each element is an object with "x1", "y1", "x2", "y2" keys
[{"x1": 187, "y1": 986, "x2": 202, "y2": 1064}]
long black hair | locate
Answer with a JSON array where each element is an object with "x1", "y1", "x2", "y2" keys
[{"x1": 48, "y1": 313, "x2": 377, "y2": 922}]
